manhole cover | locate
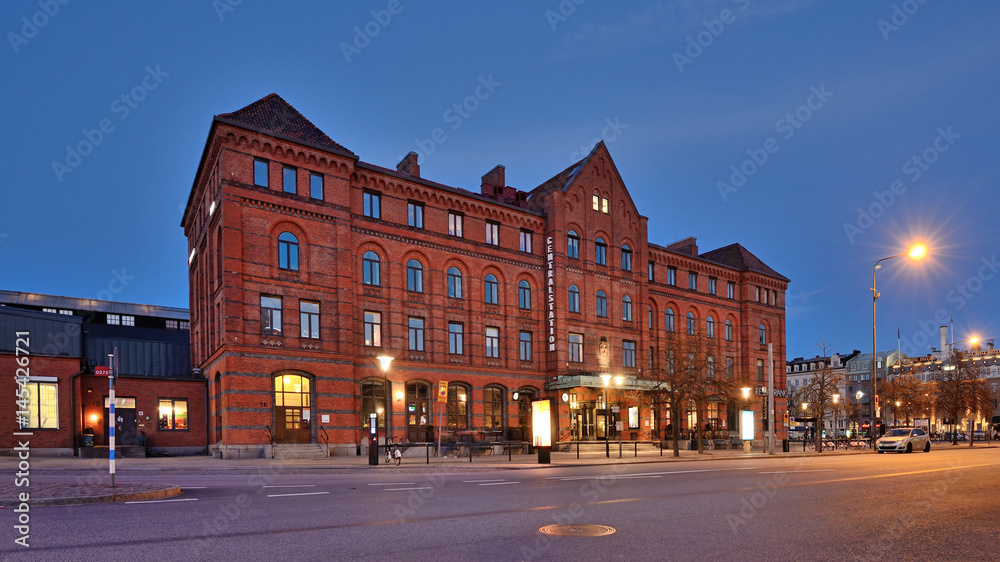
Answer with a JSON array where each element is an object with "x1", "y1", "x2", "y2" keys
[{"x1": 539, "y1": 524, "x2": 616, "y2": 537}]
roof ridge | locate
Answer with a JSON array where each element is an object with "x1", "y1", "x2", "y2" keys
[{"x1": 216, "y1": 93, "x2": 356, "y2": 157}]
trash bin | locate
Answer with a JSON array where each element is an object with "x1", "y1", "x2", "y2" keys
[
  {"x1": 782, "y1": 439, "x2": 789, "y2": 452},
  {"x1": 690, "y1": 439, "x2": 698, "y2": 450},
  {"x1": 82, "y1": 434, "x2": 94, "y2": 447}
]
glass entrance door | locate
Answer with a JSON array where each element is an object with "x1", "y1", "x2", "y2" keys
[
  {"x1": 406, "y1": 381, "x2": 431, "y2": 442},
  {"x1": 274, "y1": 374, "x2": 311, "y2": 444}
]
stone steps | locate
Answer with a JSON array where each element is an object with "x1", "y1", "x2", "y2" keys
[{"x1": 272, "y1": 444, "x2": 327, "y2": 459}]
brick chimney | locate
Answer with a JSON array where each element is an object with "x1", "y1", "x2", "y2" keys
[
  {"x1": 667, "y1": 237, "x2": 698, "y2": 256},
  {"x1": 396, "y1": 152, "x2": 420, "y2": 178},
  {"x1": 481, "y1": 165, "x2": 505, "y2": 198}
]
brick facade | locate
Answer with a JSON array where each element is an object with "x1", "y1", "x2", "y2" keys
[{"x1": 183, "y1": 94, "x2": 790, "y2": 458}]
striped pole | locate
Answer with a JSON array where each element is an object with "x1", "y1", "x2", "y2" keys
[{"x1": 108, "y1": 353, "x2": 115, "y2": 487}]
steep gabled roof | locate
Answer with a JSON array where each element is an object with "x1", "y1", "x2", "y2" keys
[
  {"x1": 699, "y1": 243, "x2": 789, "y2": 282},
  {"x1": 215, "y1": 93, "x2": 356, "y2": 158},
  {"x1": 530, "y1": 141, "x2": 602, "y2": 198}
]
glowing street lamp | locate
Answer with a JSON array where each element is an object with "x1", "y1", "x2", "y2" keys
[{"x1": 377, "y1": 355, "x2": 393, "y2": 446}]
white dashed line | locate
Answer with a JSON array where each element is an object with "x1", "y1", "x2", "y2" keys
[
  {"x1": 266, "y1": 492, "x2": 330, "y2": 498},
  {"x1": 463, "y1": 479, "x2": 507, "y2": 483},
  {"x1": 125, "y1": 498, "x2": 199, "y2": 504},
  {"x1": 383, "y1": 486, "x2": 433, "y2": 491},
  {"x1": 368, "y1": 482, "x2": 416, "y2": 486},
  {"x1": 262, "y1": 485, "x2": 317, "y2": 488},
  {"x1": 478, "y1": 481, "x2": 519, "y2": 486}
]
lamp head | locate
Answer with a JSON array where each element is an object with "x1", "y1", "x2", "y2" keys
[
  {"x1": 600, "y1": 374, "x2": 612, "y2": 387},
  {"x1": 377, "y1": 355, "x2": 394, "y2": 372},
  {"x1": 908, "y1": 244, "x2": 927, "y2": 259},
  {"x1": 832, "y1": 393, "x2": 840, "y2": 403},
  {"x1": 613, "y1": 375, "x2": 624, "y2": 386},
  {"x1": 741, "y1": 387, "x2": 751, "y2": 399}
]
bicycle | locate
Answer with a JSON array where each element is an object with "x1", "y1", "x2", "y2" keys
[
  {"x1": 385, "y1": 442, "x2": 401, "y2": 465},
  {"x1": 846, "y1": 439, "x2": 867, "y2": 450}
]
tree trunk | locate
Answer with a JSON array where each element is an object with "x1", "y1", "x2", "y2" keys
[{"x1": 671, "y1": 407, "x2": 681, "y2": 458}]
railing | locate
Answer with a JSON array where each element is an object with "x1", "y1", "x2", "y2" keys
[
  {"x1": 379, "y1": 440, "x2": 532, "y2": 464},
  {"x1": 320, "y1": 427, "x2": 330, "y2": 457},
  {"x1": 265, "y1": 426, "x2": 275, "y2": 459}
]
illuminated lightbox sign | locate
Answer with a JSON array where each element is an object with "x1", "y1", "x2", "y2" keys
[
  {"x1": 532, "y1": 400, "x2": 551, "y2": 447},
  {"x1": 740, "y1": 410, "x2": 754, "y2": 441}
]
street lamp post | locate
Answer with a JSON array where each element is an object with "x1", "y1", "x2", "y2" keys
[
  {"x1": 741, "y1": 387, "x2": 752, "y2": 453},
  {"x1": 377, "y1": 355, "x2": 393, "y2": 450},
  {"x1": 832, "y1": 393, "x2": 840, "y2": 440},
  {"x1": 600, "y1": 374, "x2": 611, "y2": 458},
  {"x1": 872, "y1": 244, "x2": 926, "y2": 442}
]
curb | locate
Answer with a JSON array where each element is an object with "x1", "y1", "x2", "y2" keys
[{"x1": 1, "y1": 485, "x2": 180, "y2": 507}]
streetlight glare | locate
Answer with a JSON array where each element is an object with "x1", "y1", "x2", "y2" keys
[
  {"x1": 969, "y1": 336, "x2": 979, "y2": 345},
  {"x1": 908, "y1": 244, "x2": 927, "y2": 259}
]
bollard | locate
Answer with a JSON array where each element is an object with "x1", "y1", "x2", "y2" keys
[
  {"x1": 606, "y1": 441, "x2": 609, "y2": 458},
  {"x1": 634, "y1": 442, "x2": 637, "y2": 457},
  {"x1": 426, "y1": 443, "x2": 430, "y2": 465}
]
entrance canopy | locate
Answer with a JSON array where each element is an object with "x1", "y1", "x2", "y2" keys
[{"x1": 545, "y1": 374, "x2": 661, "y2": 392}]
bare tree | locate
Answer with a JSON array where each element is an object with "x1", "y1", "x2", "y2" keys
[
  {"x1": 881, "y1": 371, "x2": 933, "y2": 427},
  {"x1": 796, "y1": 341, "x2": 845, "y2": 451},
  {"x1": 933, "y1": 352, "x2": 967, "y2": 445}
]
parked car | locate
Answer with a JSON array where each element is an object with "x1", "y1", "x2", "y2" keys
[{"x1": 876, "y1": 427, "x2": 931, "y2": 453}]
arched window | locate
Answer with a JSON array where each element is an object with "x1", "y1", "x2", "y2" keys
[
  {"x1": 405, "y1": 381, "x2": 431, "y2": 442},
  {"x1": 622, "y1": 295, "x2": 633, "y2": 322},
  {"x1": 447, "y1": 267, "x2": 463, "y2": 298},
  {"x1": 518, "y1": 280, "x2": 531, "y2": 310},
  {"x1": 360, "y1": 380, "x2": 386, "y2": 431},
  {"x1": 362, "y1": 251, "x2": 380, "y2": 286},
  {"x1": 686, "y1": 312, "x2": 696, "y2": 335},
  {"x1": 665, "y1": 308, "x2": 675, "y2": 332},
  {"x1": 725, "y1": 319, "x2": 734, "y2": 341},
  {"x1": 621, "y1": 244, "x2": 632, "y2": 272},
  {"x1": 706, "y1": 315, "x2": 715, "y2": 338},
  {"x1": 406, "y1": 259, "x2": 423, "y2": 292},
  {"x1": 446, "y1": 383, "x2": 469, "y2": 431},
  {"x1": 483, "y1": 385, "x2": 505, "y2": 436},
  {"x1": 484, "y1": 274, "x2": 499, "y2": 304},
  {"x1": 595, "y1": 237, "x2": 607, "y2": 266},
  {"x1": 596, "y1": 290, "x2": 608, "y2": 318},
  {"x1": 567, "y1": 230, "x2": 580, "y2": 259},
  {"x1": 759, "y1": 323, "x2": 767, "y2": 345},
  {"x1": 568, "y1": 284, "x2": 580, "y2": 313},
  {"x1": 278, "y1": 232, "x2": 299, "y2": 271}
]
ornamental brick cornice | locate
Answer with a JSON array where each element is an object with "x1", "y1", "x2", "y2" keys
[
  {"x1": 241, "y1": 196, "x2": 341, "y2": 223},
  {"x1": 353, "y1": 225, "x2": 544, "y2": 271}
]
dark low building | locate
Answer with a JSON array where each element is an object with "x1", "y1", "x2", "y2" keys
[{"x1": 0, "y1": 290, "x2": 206, "y2": 456}]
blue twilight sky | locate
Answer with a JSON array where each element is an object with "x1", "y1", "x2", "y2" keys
[{"x1": 2, "y1": 1, "x2": 998, "y2": 359}]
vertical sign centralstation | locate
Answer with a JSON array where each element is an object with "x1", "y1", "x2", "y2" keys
[{"x1": 546, "y1": 236, "x2": 556, "y2": 352}]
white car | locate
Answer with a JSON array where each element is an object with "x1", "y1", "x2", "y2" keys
[{"x1": 876, "y1": 428, "x2": 931, "y2": 454}]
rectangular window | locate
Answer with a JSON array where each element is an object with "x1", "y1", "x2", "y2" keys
[
  {"x1": 519, "y1": 331, "x2": 532, "y2": 361},
  {"x1": 569, "y1": 333, "x2": 584, "y2": 363},
  {"x1": 23, "y1": 381, "x2": 58, "y2": 429},
  {"x1": 601, "y1": 197, "x2": 609, "y2": 214},
  {"x1": 688, "y1": 272, "x2": 697, "y2": 290},
  {"x1": 648, "y1": 262, "x2": 654, "y2": 282},
  {"x1": 408, "y1": 202, "x2": 424, "y2": 228},
  {"x1": 282, "y1": 166, "x2": 296, "y2": 194},
  {"x1": 253, "y1": 158, "x2": 268, "y2": 187},
  {"x1": 708, "y1": 278, "x2": 717, "y2": 295},
  {"x1": 408, "y1": 317, "x2": 425, "y2": 351},
  {"x1": 310, "y1": 173, "x2": 323, "y2": 199},
  {"x1": 486, "y1": 221, "x2": 499, "y2": 245},
  {"x1": 122, "y1": 315, "x2": 135, "y2": 327},
  {"x1": 449, "y1": 212, "x2": 464, "y2": 237},
  {"x1": 157, "y1": 398, "x2": 189, "y2": 430},
  {"x1": 107, "y1": 314, "x2": 120, "y2": 325},
  {"x1": 593, "y1": 194, "x2": 600, "y2": 210},
  {"x1": 166, "y1": 320, "x2": 179, "y2": 330},
  {"x1": 364, "y1": 311, "x2": 382, "y2": 347},
  {"x1": 623, "y1": 340, "x2": 636, "y2": 368},
  {"x1": 667, "y1": 267, "x2": 677, "y2": 286},
  {"x1": 520, "y1": 230, "x2": 533, "y2": 253},
  {"x1": 727, "y1": 282, "x2": 735, "y2": 299},
  {"x1": 756, "y1": 286, "x2": 762, "y2": 302},
  {"x1": 448, "y1": 322, "x2": 464, "y2": 355},
  {"x1": 363, "y1": 191, "x2": 381, "y2": 219},
  {"x1": 757, "y1": 359, "x2": 764, "y2": 382},
  {"x1": 485, "y1": 326, "x2": 500, "y2": 358},
  {"x1": 261, "y1": 296, "x2": 282, "y2": 335},
  {"x1": 42, "y1": 307, "x2": 57, "y2": 313},
  {"x1": 180, "y1": 321, "x2": 190, "y2": 330},
  {"x1": 300, "y1": 301, "x2": 320, "y2": 339}
]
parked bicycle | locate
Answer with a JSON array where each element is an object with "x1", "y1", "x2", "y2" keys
[{"x1": 385, "y1": 440, "x2": 401, "y2": 465}]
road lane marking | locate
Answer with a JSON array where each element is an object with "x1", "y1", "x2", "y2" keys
[
  {"x1": 782, "y1": 463, "x2": 993, "y2": 488},
  {"x1": 478, "y1": 481, "x2": 519, "y2": 486},
  {"x1": 618, "y1": 475, "x2": 662, "y2": 479},
  {"x1": 758, "y1": 470, "x2": 834, "y2": 474},
  {"x1": 125, "y1": 498, "x2": 199, "y2": 504},
  {"x1": 463, "y1": 479, "x2": 507, "y2": 483},
  {"x1": 262, "y1": 485, "x2": 316, "y2": 488},
  {"x1": 368, "y1": 482, "x2": 416, "y2": 486},
  {"x1": 180, "y1": 486, "x2": 207, "y2": 489},
  {"x1": 549, "y1": 466, "x2": 761, "y2": 481},
  {"x1": 266, "y1": 492, "x2": 330, "y2": 498},
  {"x1": 384, "y1": 486, "x2": 433, "y2": 491}
]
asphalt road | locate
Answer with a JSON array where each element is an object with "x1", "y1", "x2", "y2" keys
[{"x1": 4, "y1": 447, "x2": 999, "y2": 561}]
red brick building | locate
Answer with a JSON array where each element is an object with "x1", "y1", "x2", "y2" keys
[
  {"x1": 1, "y1": 291, "x2": 206, "y2": 456},
  {"x1": 182, "y1": 94, "x2": 789, "y2": 458}
]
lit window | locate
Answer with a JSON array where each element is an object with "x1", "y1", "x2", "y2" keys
[
  {"x1": 363, "y1": 191, "x2": 381, "y2": 219},
  {"x1": 622, "y1": 295, "x2": 632, "y2": 322},
  {"x1": 449, "y1": 212, "x2": 463, "y2": 237},
  {"x1": 518, "y1": 280, "x2": 532, "y2": 310},
  {"x1": 122, "y1": 315, "x2": 135, "y2": 327},
  {"x1": 158, "y1": 398, "x2": 189, "y2": 430},
  {"x1": 42, "y1": 308, "x2": 57, "y2": 314},
  {"x1": 592, "y1": 194, "x2": 600, "y2": 210},
  {"x1": 567, "y1": 230, "x2": 579, "y2": 259},
  {"x1": 166, "y1": 320, "x2": 179, "y2": 330},
  {"x1": 407, "y1": 259, "x2": 423, "y2": 293},
  {"x1": 282, "y1": 166, "x2": 296, "y2": 194},
  {"x1": 601, "y1": 197, "x2": 609, "y2": 214},
  {"x1": 23, "y1": 381, "x2": 58, "y2": 429},
  {"x1": 568, "y1": 284, "x2": 580, "y2": 313},
  {"x1": 278, "y1": 232, "x2": 299, "y2": 271},
  {"x1": 107, "y1": 314, "x2": 120, "y2": 325},
  {"x1": 520, "y1": 230, "x2": 533, "y2": 253},
  {"x1": 484, "y1": 386, "x2": 505, "y2": 432},
  {"x1": 486, "y1": 221, "x2": 499, "y2": 245},
  {"x1": 300, "y1": 301, "x2": 320, "y2": 339},
  {"x1": 596, "y1": 290, "x2": 608, "y2": 318},
  {"x1": 519, "y1": 331, "x2": 532, "y2": 361},
  {"x1": 362, "y1": 251, "x2": 381, "y2": 286},
  {"x1": 621, "y1": 244, "x2": 632, "y2": 272},
  {"x1": 446, "y1": 383, "x2": 469, "y2": 430},
  {"x1": 447, "y1": 267, "x2": 463, "y2": 298},
  {"x1": 253, "y1": 159, "x2": 268, "y2": 187},
  {"x1": 623, "y1": 341, "x2": 636, "y2": 368},
  {"x1": 261, "y1": 296, "x2": 282, "y2": 335},
  {"x1": 484, "y1": 274, "x2": 499, "y2": 304},
  {"x1": 569, "y1": 333, "x2": 584, "y2": 363},
  {"x1": 180, "y1": 321, "x2": 190, "y2": 330},
  {"x1": 361, "y1": 381, "x2": 386, "y2": 430},
  {"x1": 485, "y1": 326, "x2": 500, "y2": 358},
  {"x1": 364, "y1": 311, "x2": 382, "y2": 347},
  {"x1": 595, "y1": 237, "x2": 607, "y2": 266},
  {"x1": 408, "y1": 317, "x2": 424, "y2": 351},
  {"x1": 310, "y1": 173, "x2": 323, "y2": 199},
  {"x1": 408, "y1": 202, "x2": 424, "y2": 228},
  {"x1": 448, "y1": 322, "x2": 464, "y2": 355}
]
